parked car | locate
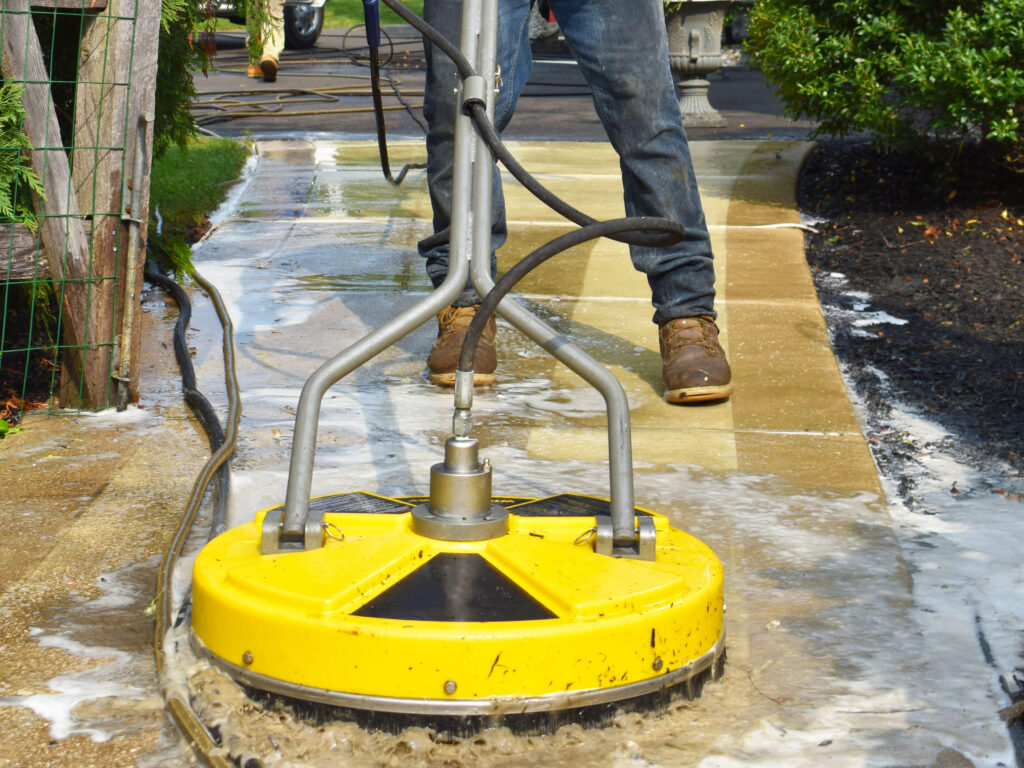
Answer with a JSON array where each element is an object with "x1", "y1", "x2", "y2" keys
[{"x1": 211, "y1": 0, "x2": 327, "y2": 49}]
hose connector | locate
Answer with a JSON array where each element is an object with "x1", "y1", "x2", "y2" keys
[
  {"x1": 452, "y1": 368, "x2": 475, "y2": 437},
  {"x1": 461, "y1": 74, "x2": 487, "y2": 113}
]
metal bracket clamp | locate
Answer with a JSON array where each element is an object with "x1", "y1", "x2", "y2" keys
[
  {"x1": 595, "y1": 514, "x2": 656, "y2": 560},
  {"x1": 461, "y1": 74, "x2": 487, "y2": 112},
  {"x1": 261, "y1": 507, "x2": 325, "y2": 554}
]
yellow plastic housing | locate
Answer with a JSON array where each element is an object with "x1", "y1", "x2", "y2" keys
[{"x1": 191, "y1": 493, "x2": 724, "y2": 712}]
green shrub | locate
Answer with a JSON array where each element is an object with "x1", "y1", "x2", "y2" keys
[
  {"x1": 0, "y1": 82, "x2": 44, "y2": 226},
  {"x1": 746, "y1": 0, "x2": 1024, "y2": 159},
  {"x1": 155, "y1": 0, "x2": 213, "y2": 158}
]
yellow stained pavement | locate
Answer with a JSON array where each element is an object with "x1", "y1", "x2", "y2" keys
[
  {"x1": 174, "y1": 138, "x2": 950, "y2": 765},
  {"x1": 488, "y1": 139, "x2": 879, "y2": 497},
  {"x1": 245, "y1": 137, "x2": 882, "y2": 499}
]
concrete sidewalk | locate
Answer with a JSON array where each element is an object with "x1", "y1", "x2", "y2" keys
[{"x1": 168, "y1": 137, "x2": 999, "y2": 765}]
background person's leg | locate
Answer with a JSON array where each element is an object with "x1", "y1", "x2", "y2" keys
[
  {"x1": 246, "y1": 0, "x2": 285, "y2": 81},
  {"x1": 263, "y1": 0, "x2": 285, "y2": 63}
]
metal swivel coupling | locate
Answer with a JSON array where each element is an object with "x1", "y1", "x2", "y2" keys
[{"x1": 411, "y1": 436, "x2": 509, "y2": 541}]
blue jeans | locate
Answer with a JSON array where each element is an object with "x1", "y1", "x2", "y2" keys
[{"x1": 419, "y1": 0, "x2": 717, "y2": 325}]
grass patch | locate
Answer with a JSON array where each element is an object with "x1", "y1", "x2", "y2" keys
[
  {"x1": 148, "y1": 136, "x2": 251, "y2": 277},
  {"x1": 325, "y1": 0, "x2": 424, "y2": 28}
]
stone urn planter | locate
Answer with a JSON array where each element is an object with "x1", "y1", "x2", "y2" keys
[{"x1": 664, "y1": 0, "x2": 732, "y2": 127}]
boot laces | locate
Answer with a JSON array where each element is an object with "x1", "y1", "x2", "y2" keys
[
  {"x1": 663, "y1": 317, "x2": 721, "y2": 356},
  {"x1": 436, "y1": 306, "x2": 477, "y2": 344}
]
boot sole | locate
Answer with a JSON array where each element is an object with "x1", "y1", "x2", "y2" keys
[
  {"x1": 429, "y1": 372, "x2": 497, "y2": 387},
  {"x1": 664, "y1": 383, "x2": 733, "y2": 404},
  {"x1": 260, "y1": 58, "x2": 278, "y2": 83}
]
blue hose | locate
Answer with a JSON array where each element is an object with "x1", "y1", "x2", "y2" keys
[{"x1": 363, "y1": 0, "x2": 381, "y2": 49}]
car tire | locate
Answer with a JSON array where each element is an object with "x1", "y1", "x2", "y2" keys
[{"x1": 284, "y1": 5, "x2": 324, "y2": 49}]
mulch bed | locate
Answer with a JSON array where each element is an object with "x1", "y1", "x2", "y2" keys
[{"x1": 798, "y1": 140, "x2": 1024, "y2": 474}]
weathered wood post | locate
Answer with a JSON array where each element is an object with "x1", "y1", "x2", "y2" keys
[
  {"x1": 1, "y1": 0, "x2": 97, "y2": 404},
  {"x1": 1, "y1": 0, "x2": 161, "y2": 408},
  {"x1": 72, "y1": 0, "x2": 160, "y2": 407}
]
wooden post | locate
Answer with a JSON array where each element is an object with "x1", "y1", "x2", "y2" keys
[
  {"x1": 0, "y1": 222, "x2": 48, "y2": 281},
  {"x1": 1, "y1": 1, "x2": 98, "y2": 406},
  {"x1": 122, "y1": 2, "x2": 159, "y2": 405},
  {"x1": 2, "y1": 0, "x2": 161, "y2": 408},
  {"x1": 71, "y1": 0, "x2": 160, "y2": 406}
]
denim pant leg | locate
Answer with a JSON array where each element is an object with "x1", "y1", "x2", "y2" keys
[
  {"x1": 419, "y1": 0, "x2": 534, "y2": 306},
  {"x1": 549, "y1": 0, "x2": 717, "y2": 324}
]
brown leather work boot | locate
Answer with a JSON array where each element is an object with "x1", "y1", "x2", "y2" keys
[
  {"x1": 427, "y1": 305, "x2": 497, "y2": 386},
  {"x1": 659, "y1": 316, "x2": 733, "y2": 404}
]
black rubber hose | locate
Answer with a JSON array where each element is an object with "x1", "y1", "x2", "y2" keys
[
  {"x1": 144, "y1": 266, "x2": 233, "y2": 538},
  {"x1": 457, "y1": 216, "x2": 684, "y2": 373},
  {"x1": 465, "y1": 102, "x2": 680, "y2": 249},
  {"x1": 366, "y1": 11, "x2": 425, "y2": 185},
  {"x1": 145, "y1": 269, "x2": 226, "y2": 451},
  {"x1": 368, "y1": 30, "x2": 426, "y2": 184},
  {"x1": 147, "y1": 263, "x2": 241, "y2": 768}
]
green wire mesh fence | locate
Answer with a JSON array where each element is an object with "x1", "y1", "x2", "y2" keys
[{"x1": 1, "y1": 0, "x2": 159, "y2": 426}]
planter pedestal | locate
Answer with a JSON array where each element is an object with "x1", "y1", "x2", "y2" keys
[{"x1": 665, "y1": 1, "x2": 732, "y2": 127}]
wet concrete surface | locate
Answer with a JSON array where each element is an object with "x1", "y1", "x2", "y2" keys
[
  {"x1": 1, "y1": 26, "x2": 1016, "y2": 768},
  {"x1": 0, "y1": 296, "x2": 210, "y2": 767},
  {"x1": 162, "y1": 138, "x2": 1010, "y2": 766}
]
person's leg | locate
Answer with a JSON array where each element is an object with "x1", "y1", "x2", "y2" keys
[
  {"x1": 550, "y1": 0, "x2": 731, "y2": 402},
  {"x1": 247, "y1": 0, "x2": 284, "y2": 82},
  {"x1": 419, "y1": 0, "x2": 533, "y2": 304},
  {"x1": 262, "y1": 0, "x2": 285, "y2": 63},
  {"x1": 549, "y1": 0, "x2": 715, "y2": 325},
  {"x1": 421, "y1": 0, "x2": 533, "y2": 385}
]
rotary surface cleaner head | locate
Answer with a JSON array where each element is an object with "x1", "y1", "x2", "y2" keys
[{"x1": 190, "y1": 436, "x2": 725, "y2": 734}]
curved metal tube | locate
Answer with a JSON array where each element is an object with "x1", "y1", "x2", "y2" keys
[
  {"x1": 280, "y1": 0, "x2": 640, "y2": 549},
  {"x1": 276, "y1": 0, "x2": 484, "y2": 546}
]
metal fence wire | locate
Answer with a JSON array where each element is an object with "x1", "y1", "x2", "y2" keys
[{"x1": 1, "y1": 0, "x2": 159, "y2": 425}]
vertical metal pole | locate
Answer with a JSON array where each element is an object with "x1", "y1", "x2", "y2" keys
[
  {"x1": 449, "y1": 0, "x2": 483, "y2": 284},
  {"x1": 269, "y1": 0, "x2": 485, "y2": 551},
  {"x1": 116, "y1": 112, "x2": 152, "y2": 411},
  {"x1": 467, "y1": 4, "x2": 637, "y2": 545}
]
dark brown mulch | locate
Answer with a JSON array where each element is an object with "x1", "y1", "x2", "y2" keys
[{"x1": 798, "y1": 140, "x2": 1024, "y2": 473}]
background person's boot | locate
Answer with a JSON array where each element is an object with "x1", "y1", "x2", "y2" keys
[
  {"x1": 260, "y1": 56, "x2": 278, "y2": 82},
  {"x1": 427, "y1": 305, "x2": 497, "y2": 386},
  {"x1": 659, "y1": 316, "x2": 733, "y2": 403}
]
